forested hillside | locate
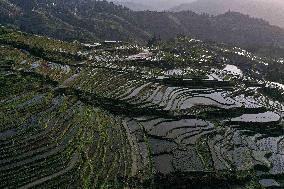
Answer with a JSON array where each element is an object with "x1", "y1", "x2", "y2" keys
[{"x1": 1, "y1": 0, "x2": 284, "y2": 52}]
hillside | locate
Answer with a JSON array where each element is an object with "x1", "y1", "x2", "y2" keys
[
  {"x1": 2, "y1": 26, "x2": 284, "y2": 188},
  {"x1": 0, "y1": 0, "x2": 152, "y2": 42},
  {"x1": 1, "y1": 0, "x2": 284, "y2": 53},
  {"x1": 171, "y1": 0, "x2": 284, "y2": 29}
]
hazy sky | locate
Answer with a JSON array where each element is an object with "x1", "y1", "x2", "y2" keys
[
  {"x1": 116, "y1": 0, "x2": 284, "y2": 7},
  {"x1": 115, "y1": 0, "x2": 195, "y2": 10}
]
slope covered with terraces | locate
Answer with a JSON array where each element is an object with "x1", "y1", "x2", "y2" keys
[{"x1": 1, "y1": 27, "x2": 284, "y2": 188}]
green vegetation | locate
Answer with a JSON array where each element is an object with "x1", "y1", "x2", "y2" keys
[
  {"x1": 1, "y1": 0, "x2": 284, "y2": 56},
  {"x1": 1, "y1": 27, "x2": 284, "y2": 188},
  {"x1": 0, "y1": 27, "x2": 86, "y2": 64}
]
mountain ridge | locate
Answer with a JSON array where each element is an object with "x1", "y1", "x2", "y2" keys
[
  {"x1": 171, "y1": 0, "x2": 284, "y2": 29},
  {"x1": 1, "y1": 0, "x2": 284, "y2": 53},
  {"x1": 112, "y1": 1, "x2": 155, "y2": 11},
  {"x1": 109, "y1": 0, "x2": 196, "y2": 11}
]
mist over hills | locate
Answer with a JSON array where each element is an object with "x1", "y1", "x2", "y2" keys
[
  {"x1": 112, "y1": 1, "x2": 155, "y2": 11},
  {"x1": 112, "y1": 0, "x2": 195, "y2": 11},
  {"x1": 171, "y1": 0, "x2": 284, "y2": 29},
  {"x1": 112, "y1": 0, "x2": 284, "y2": 29}
]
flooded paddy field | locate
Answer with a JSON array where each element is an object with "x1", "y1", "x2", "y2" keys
[{"x1": 1, "y1": 33, "x2": 284, "y2": 188}]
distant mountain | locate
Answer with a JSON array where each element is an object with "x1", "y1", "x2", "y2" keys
[
  {"x1": 112, "y1": 1, "x2": 155, "y2": 11},
  {"x1": 171, "y1": 0, "x2": 284, "y2": 29},
  {"x1": 1, "y1": 0, "x2": 284, "y2": 53},
  {"x1": 110, "y1": 0, "x2": 195, "y2": 11}
]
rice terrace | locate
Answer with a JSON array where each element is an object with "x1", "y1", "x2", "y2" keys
[{"x1": 1, "y1": 0, "x2": 284, "y2": 188}]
